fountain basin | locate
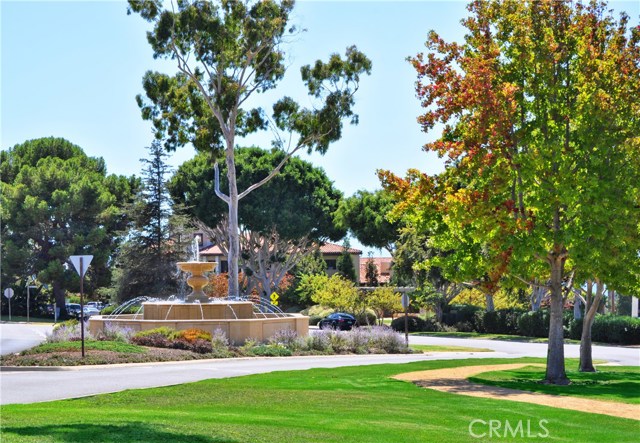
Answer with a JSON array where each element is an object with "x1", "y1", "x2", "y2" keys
[{"x1": 88, "y1": 301, "x2": 309, "y2": 345}]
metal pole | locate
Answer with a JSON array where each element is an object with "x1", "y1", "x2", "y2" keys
[
  {"x1": 80, "y1": 257, "x2": 85, "y2": 358},
  {"x1": 26, "y1": 285, "x2": 30, "y2": 324},
  {"x1": 404, "y1": 307, "x2": 409, "y2": 348},
  {"x1": 8, "y1": 297, "x2": 11, "y2": 321}
]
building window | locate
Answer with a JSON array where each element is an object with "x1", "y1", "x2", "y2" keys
[
  {"x1": 221, "y1": 260, "x2": 228, "y2": 273},
  {"x1": 326, "y1": 259, "x2": 337, "y2": 270}
]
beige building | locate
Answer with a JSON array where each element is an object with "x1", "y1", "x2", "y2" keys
[
  {"x1": 359, "y1": 257, "x2": 393, "y2": 285},
  {"x1": 198, "y1": 239, "x2": 362, "y2": 282}
]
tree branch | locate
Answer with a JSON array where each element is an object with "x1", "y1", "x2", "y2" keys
[{"x1": 214, "y1": 163, "x2": 230, "y2": 204}]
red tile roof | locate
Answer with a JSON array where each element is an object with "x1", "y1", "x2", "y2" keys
[
  {"x1": 199, "y1": 244, "x2": 224, "y2": 255},
  {"x1": 200, "y1": 242, "x2": 362, "y2": 256},
  {"x1": 319, "y1": 242, "x2": 362, "y2": 255},
  {"x1": 359, "y1": 257, "x2": 393, "y2": 284}
]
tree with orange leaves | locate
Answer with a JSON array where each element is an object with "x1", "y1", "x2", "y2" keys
[{"x1": 382, "y1": 0, "x2": 640, "y2": 385}]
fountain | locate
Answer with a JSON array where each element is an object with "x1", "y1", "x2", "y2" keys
[
  {"x1": 88, "y1": 256, "x2": 309, "y2": 344},
  {"x1": 177, "y1": 261, "x2": 216, "y2": 303}
]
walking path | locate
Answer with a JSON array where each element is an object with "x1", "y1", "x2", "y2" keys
[{"x1": 394, "y1": 363, "x2": 640, "y2": 420}]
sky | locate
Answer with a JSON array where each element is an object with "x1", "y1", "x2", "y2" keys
[{"x1": 2, "y1": 0, "x2": 639, "y2": 255}]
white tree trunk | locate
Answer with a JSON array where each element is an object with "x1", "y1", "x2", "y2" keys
[
  {"x1": 485, "y1": 293, "x2": 495, "y2": 312},
  {"x1": 226, "y1": 147, "x2": 241, "y2": 297},
  {"x1": 580, "y1": 279, "x2": 603, "y2": 372}
]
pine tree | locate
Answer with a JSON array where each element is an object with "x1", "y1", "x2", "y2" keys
[
  {"x1": 364, "y1": 253, "x2": 379, "y2": 287},
  {"x1": 337, "y1": 239, "x2": 357, "y2": 283},
  {"x1": 113, "y1": 141, "x2": 182, "y2": 301}
]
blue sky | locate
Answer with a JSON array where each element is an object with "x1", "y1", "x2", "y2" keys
[{"x1": 2, "y1": 0, "x2": 638, "y2": 255}]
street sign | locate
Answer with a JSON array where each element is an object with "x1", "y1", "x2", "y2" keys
[
  {"x1": 3, "y1": 288, "x2": 14, "y2": 299},
  {"x1": 401, "y1": 293, "x2": 410, "y2": 309},
  {"x1": 70, "y1": 255, "x2": 93, "y2": 277},
  {"x1": 270, "y1": 292, "x2": 279, "y2": 306},
  {"x1": 69, "y1": 254, "x2": 93, "y2": 358}
]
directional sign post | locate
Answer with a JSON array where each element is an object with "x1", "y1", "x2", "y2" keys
[
  {"x1": 401, "y1": 293, "x2": 410, "y2": 348},
  {"x1": 69, "y1": 255, "x2": 93, "y2": 358},
  {"x1": 26, "y1": 275, "x2": 38, "y2": 324},
  {"x1": 3, "y1": 288, "x2": 14, "y2": 321}
]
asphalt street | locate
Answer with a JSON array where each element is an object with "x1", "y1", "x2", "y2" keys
[
  {"x1": 1, "y1": 323, "x2": 638, "y2": 405},
  {"x1": 0, "y1": 322, "x2": 52, "y2": 356}
]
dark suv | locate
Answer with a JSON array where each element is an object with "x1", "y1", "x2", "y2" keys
[{"x1": 318, "y1": 313, "x2": 357, "y2": 331}]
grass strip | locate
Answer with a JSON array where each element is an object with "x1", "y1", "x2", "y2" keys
[{"x1": 1, "y1": 358, "x2": 637, "y2": 443}]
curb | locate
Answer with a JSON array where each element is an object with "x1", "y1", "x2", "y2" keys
[{"x1": 0, "y1": 366, "x2": 72, "y2": 372}]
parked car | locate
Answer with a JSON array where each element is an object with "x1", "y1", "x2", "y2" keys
[
  {"x1": 318, "y1": 313, "x2": 357, "y2": 331},
  {"x1": 86, "y1": 301, "x2": 105, "y2": 311},
  {"x1": 65, "y1": 303, "x2": 82, "y2": 316},
  {"x1": 82, "y1": 306, "x2": 101, "y2": 317}
]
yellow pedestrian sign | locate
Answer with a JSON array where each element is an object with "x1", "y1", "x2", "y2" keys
[{"x1": 270, "y1": 292, "x2": 279, "y2": 306}]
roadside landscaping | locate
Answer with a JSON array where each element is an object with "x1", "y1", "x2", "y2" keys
[
  {"x1": 469, "y1": 364, "x2": 640, "y2": 404},
  {"x1": 411, "y1": 331, "x2": 579, "y2": 344},
  {"x1": 1, "y1": 358, "x2": 637, "y2": 443},
  {"x1": 391, "y1": 307, "x2": 640, "y2": 345},
  {"x1": 0, "y1": 321, "x2": 412, "y2": 366}
]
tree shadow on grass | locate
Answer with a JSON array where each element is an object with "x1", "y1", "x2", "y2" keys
[{"x1": 2, "y1": 422, "x2": 239, "y2": 443}]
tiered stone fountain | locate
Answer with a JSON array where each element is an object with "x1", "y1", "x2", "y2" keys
[{"x1": 88, "y1": 261, "x2": 308, "y2": 345}]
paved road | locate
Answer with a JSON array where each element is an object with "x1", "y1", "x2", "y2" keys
[
  {"x1": 410, "y1": 335, "x2": 640, "y2": 366},
  {"x1": 0, "y1": 352, "x2": 507, "y2": 405},
  {"x1": 0, "y1": 323, "x2": 52, "y2": 356},
  {"x1": 1, "y1": 323, "x2": 638, "y2": 405}
]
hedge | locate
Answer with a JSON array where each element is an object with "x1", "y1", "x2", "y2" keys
[
  {"x1": 567, "y1": 315, "x2": 640, "y2": 345},
  {"x1": 474, "y1": 309, "x2": 525, "y2": 335},
  {"x1": 390, "y1": 315, "x2": 442, "y2": 333},
  {"x1": 450, "y1": 307, "x2": 640, "y2": 345}
]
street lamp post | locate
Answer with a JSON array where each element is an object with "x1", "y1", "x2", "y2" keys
[{"x1": 26, "y1": 275, "x2": 37, "y2": 324}]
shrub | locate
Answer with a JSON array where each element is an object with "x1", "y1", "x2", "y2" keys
[
  {"x1": 174, "y1": 328, "x2": 212, "y2": 343},
  {"x1": 442, "y1": 304, "x2": 482, "y2": 328},
  {"x1": 591, "y1": 315, "x2": 640, "y2": 344},
  {"x1": 211, "y1": 329, "x2": 229, "y2": 350},
  {"x1": 47, "y1": 320, "x2": 88, "y2": 343},
  {"x1": 171, "y1": 338, "x2": 213, "y2": 354},
  {"x1": 305, "y1": 305, "x2": 335, "y2": 326},
  {"x1": 355, "y1": 309, "x2": 377, "y2": 326},
  {"x1": 94, "y1": 323, "x2": 134, "y2": 342},
  {"x1": 304, "y1": 331, "x2": 333, "y2": 353},
  {"x1": 517, "y1": 310, "x2": 549, "y2": 337},
  {"x1": 453, "y1": 321, "x2": 475, "y2": 333},
  {"x1": 365, "y1": 326, "x2": 407, "y2": 353},
  {"x1": 130, "y1": 332, "x2": 172, "y2": 348},
  {"x1": 52, "y1": 318, "x2": 79, "y2": 331},
  {"x1": 328, "y1": 332, "x2": 351, "y2": 353},
  {"x1": 245, "y1": 343, "x2": 293, "y2": 357},
  {"x1": 133, "y1": 327, "x2": 176, "y2": 339},
  {"x1": 390, "y1": 315, "x2": 427, "y2": 333},
  {"x1": 344, "y1": 327, "x2": 370, "y2": 354},
  {"x1": 476, "y1": 309, "x2": 524, "y2": 334},
  {"x1": 100, "y1": 304, "x2": 140, "y2": 315},
  {"x1": 268, "y1": 329, "x2": 304, "y2": 351}
]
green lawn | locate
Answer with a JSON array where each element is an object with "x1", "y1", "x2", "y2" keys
[
  {"x1": 410, "y1": 344, "x2": 492, "y2": 353},
  {"x1": 469, "y1": 365, "x2": 640, "y2": 404},
  {"x1": 22, "y1": 341, "x2": 146, "y2": 355},
  {"x1": 1, "y1": 358, "x2": 637, "y2": 443}
]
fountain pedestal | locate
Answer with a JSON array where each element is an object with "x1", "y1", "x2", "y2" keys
[{"x1": 177, "y1": 262, "x2": 216, "y2": 303}]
